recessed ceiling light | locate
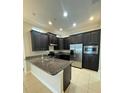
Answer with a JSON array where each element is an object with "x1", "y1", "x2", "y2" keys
[
  {"x1": 73, "y1": 23, "x2": 77, "y2": 27},
  {"x1": 63, "y1": 11, "x2": 68, "y2": 17},
  {"x1": 89, "y1": 16, "x2": 94, "y2": 21},
  {"x1": 59, "y1": 28, "x2": 63, "y2": 31},
  {"x1": 48, "y1": 21, "x2": 52, "y2": 25}
]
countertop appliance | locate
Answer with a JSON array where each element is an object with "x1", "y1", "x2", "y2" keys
[
  {"x1": 70, "y1": 44, "x2": 83, "y2": 68},
  {"x1": 83, "y1": 45, "x2": 99, "y2": 71}
]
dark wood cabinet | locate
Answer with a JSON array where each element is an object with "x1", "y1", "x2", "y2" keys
[
  {"x1": 54, "y1": 37, "x2": 59, "y2": 50},
  {"x1": 68, "y1": 36, "x2": 73, "y2": 44},
  {"x1": 82, "y1": 29, "x2": 100, "y2": 45},
  {"x1": 68, "y1": 29, "x2": 100, "y2": 45},
  {"x1": 63, "y1": 37, "x2": 69, "y2": 50},
  {"x1": 90, "y1": 30, "x2": 100, "y2": 44},
  {"x1": 31, "y1": 29, "x2": 100, "y2": 51},
  {"x1": 48, "y1": 32, "x2": 57, "y2": 44},
  {"x1": 56, "y1": 37, "x2": 70, "y2": 50},
  {"x1": 83, "y1": 54, "x2": 99, "y2": 71},
  {"x1": 58, "y1": 38, "x2": 64, "y2": 50},
  {"x1": 31, "y1": 30, "x2": 48, "y2": 51},
  {"x1": 69, "y1": 33, "x2": 83, "y2": 44},
  {"x1": 82, "y1": 32, "x2": 91, "y2": 45},
  {"x1": 63, "y1": 65, "x2": 71, "y2": 91}
]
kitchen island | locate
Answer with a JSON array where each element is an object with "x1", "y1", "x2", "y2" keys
[{"x1": 25, "y1": 56, "x2": 72, "y2": 93}]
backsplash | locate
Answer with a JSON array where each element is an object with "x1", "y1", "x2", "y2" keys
[{"x1": 24, "y1": 45, "x2": 70, "y2": 58}]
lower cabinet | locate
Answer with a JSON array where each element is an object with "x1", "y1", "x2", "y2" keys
[
  {"x1": 83, "y1": 54, "x2": 99, "y2": 71},
  {"x1": 63, "y1": 65, "x2": 71, "y2": 91}
]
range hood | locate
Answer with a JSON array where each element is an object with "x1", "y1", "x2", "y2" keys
[{"x1": 50, "y1": 43, "x2": 57, "y2": 46}]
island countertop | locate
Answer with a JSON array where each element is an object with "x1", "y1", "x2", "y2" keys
[{"x1": 26, "y1": 56, "x2": 73, "y2": 75}]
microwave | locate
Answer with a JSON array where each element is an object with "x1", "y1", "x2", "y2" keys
[{"x1": 84, "y1": 45, "x2": 98, "y2": 54}]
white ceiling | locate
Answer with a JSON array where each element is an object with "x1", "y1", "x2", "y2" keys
[{"x1": 24, "y1": 0, "x2": 101, "y2": 34}]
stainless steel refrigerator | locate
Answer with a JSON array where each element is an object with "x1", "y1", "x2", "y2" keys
[{"x1": 70, "y1": 44, "x2": 83, "y2": 68}]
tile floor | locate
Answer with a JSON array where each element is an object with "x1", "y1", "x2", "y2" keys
[{"x1": 23, "y1": 67, "x2": 101, "y2": 93}]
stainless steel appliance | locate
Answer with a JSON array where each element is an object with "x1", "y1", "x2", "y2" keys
[
  {"x1": 70, "y1": 44, "x2": 83, "y2": 68},
  {"x1": 84, "y1": 45, "x2": 98, "y2": 54}
]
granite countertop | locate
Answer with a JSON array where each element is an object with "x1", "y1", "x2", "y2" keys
[{"x1": 26, "y1": 56, "x2": 73, "y2": 75}]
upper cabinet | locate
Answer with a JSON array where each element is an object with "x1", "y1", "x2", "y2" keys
[
  {"x1": 82, "y1": 32, "x2": 91, "y2": 45},
  {"x1": 90, "y1": 29, "x2": 100, "y2": 44},
  {"x1": 63, "y1": 37, "x2": 70, "y2": 50},
  {"x1": 30, "y1": 29, "x2": 100, "y2": 51},
  {"x1": 31, "y1": 30, "x2": 48, "y2": 51},
  {"x1": 68, "y1": 29, "x2": 100, "y2": 45},
  {"x1": 82, "y1": 29, "x2": 101, "y2": 45},
  {"x1": 68, "y1": 33, "x2": 83, "y2": 44},
  {"x1": 69, "y1": 34, "x2": 83, "y2": 44},
  {"x1": 58, "y1": 38, "x2": 64, "y2": 50},
  {"x1": 47, "y1": 32, "x2": 57, "y2": 45},
  {"x1": 55, "y1": 37, "x2": 70, "y2": 50}
]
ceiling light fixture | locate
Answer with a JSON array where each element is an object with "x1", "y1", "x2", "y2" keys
[
  {"x1": 63, "y1": 11, "x2": 68, "y2": 17},
  {"x1": 89, "y1": 16, "x2": 94, "y2": 21},
  {"x1": 73, "y1": 23, "x2": 77, "y2": 27},
  {"x1": 59, "y1": 28, "x2": 63, "y2": 31},
  {"x1": 48, "y1": 21, "x2": 52, "y2": 25}
]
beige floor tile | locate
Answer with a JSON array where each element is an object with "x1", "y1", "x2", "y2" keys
[
  {"x1": 24, "y1": 73, "x2": 52, "y2": 93},
  {"x1": 88, "y1": 88, "x2": 101, "y2": 93},
  {"x1": 89, "y1": 81, "x2": 101, "y2": 92},
  {"x1": 23, "y1": 67, "x2": 100, "y2": 93},
  {"x1": 65, "y1": 83, "x2": 87, "y2": 93},
  {"x1": 23, "y1": 86, "x2": 27, "y2": 93}
]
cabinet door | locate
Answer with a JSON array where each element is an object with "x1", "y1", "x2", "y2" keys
[
  {"x1": 48, "y1": 33, "x2": 52, "y2": 44},
  {"x1": 89, "y1": 55, "x2": 99, "y2": 71},
  {"x1": 64, "y1": 37, "x2": 69, "y2": 50},
  {"x1": 53, "y1": 35, "x2": 57, "y2": 44},
  {"x1": 31, "y1": 30, "x2": 48, "y2": 51},
  {"x1": 48, "y1": 33, "x2": 57, "y2": 44},
  {"x1": 40, "y1": 33, "x2": 48, "y2": 50},
  {"x1": 68, "y1": 36, "x2": 73, "y2": 44},
  {"x1": 83, "y1": 55, "x2": 99, "y2": 71},
  {"x1": 31, "y1": 31, "x2": 41, "y2": 51},
  {"x1": 54, "y1": 37, "x2": 59, "y2": 50},
  {"x1": 90, "y1": 30, "x2": 100, "y2": 44},
  {"x1": 83, "y1": 32, "x2": 91, "y2": 45},
  {"x1": 83, "y1": 55, "x2": 90, "y2": 69},
  {"x1": 59, "y1": 38, "x2": 64, "y2": 49},
  {"x1": 74, "y1": 34, "x2": 83, "y2": 43},
  {"x1": 63, "y1": 65, "x2": 71, "y2": 91}
]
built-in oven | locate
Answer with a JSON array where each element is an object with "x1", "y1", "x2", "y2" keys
[{"x1": 84, "y1": 45, "x2": 98, "y2": 54}]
